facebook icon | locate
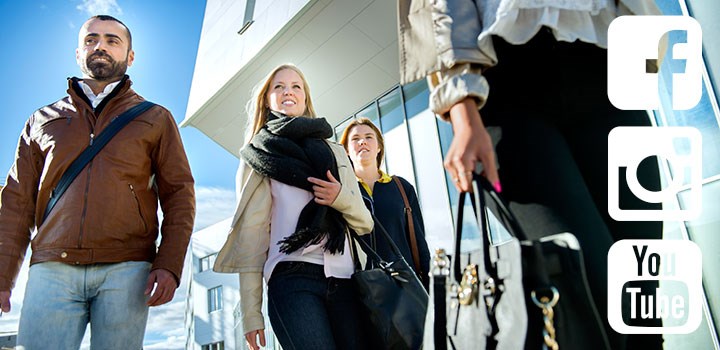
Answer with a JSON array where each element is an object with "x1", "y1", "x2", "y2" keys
[{"x1": 608, "y1": 16, "x2": 703, "y2": 111}]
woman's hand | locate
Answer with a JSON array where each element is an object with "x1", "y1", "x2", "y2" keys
[
  {"x1": 445, "y1": 98, "x2": 501, "y2": 193},
  {"x1": 308, "y1": 170, "x2": 341, "y2": 205},
  {"x1": 245, "y1": 329, "x2": 266, "y2": 350}
]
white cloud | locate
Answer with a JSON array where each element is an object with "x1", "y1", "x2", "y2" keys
[
  {"x1": 0, "y1": 252, "x2": 29, "y2": 334},
  {"x1": 193, "y1": 186, "x2": 236, "y2": 231},
  {"x1": 76, "y1": 0, "x2": 123, "y2": 16},
  {"x1": 144, "y1": 299, "x2": 187, "y2": 350},
  {"x1": 143, "y1": 335, "x2": 186, "y2": 349}
]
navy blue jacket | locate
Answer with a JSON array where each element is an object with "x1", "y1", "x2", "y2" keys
[{"x1": 358, "y1": 176, "x2": 431, "y2": 289}]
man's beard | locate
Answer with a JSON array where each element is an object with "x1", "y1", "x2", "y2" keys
[{"x1": 81, "y1": 52, "x2": 128, "y2": 81}]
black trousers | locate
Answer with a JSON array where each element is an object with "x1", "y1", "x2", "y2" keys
[{"x1": 480, "y1": 28, "x2": 663, "y2": 349}]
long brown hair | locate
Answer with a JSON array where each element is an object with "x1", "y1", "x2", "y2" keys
[
  {"x1": 339, "y1": 117, "x2": 385, "y2": 169},
  {"x1": 245, "y1": 64, "x2": 317, "y2": 142}
]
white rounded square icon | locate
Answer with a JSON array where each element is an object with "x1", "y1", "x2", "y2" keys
[
  {"x1": 608, "y1": 16, "x2": 703, "y2": 110},
  {"x1": 608, "y1": 126, "x2": 702, "y2": 221},
  {"x1": 608, "y1": 240, "x2": 702, "y2": 334}
]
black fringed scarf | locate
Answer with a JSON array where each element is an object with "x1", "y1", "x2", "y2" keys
[{"x1": 240, "y1": 112, "x2": 347, "y2": 254}]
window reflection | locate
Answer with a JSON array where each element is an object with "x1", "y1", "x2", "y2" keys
[
  {"x1": 378, "y1": 88, "x2": 415, "y2": 184},
  {"x1": 404, "y1": 81, "x2": 454, "y2": 250}
]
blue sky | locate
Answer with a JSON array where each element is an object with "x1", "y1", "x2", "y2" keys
[{"x1": 0, "y1": 0, "x2": 238, "y2": 348}]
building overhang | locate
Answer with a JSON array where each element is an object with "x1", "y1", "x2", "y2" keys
[{"x1": 182, "y1": 0, "x2": 399, "y2": 156}]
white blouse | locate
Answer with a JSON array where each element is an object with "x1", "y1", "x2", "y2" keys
[
  {"x1": 263, "y1": 179, "x2": 355, "y2": 282},
  {"x1": 483, "y1": 0, "x2": 662, "y2": 51}
]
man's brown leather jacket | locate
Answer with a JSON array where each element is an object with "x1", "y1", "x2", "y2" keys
[{"x1": 0, "y1": 76, "x2": 195, "y2": 290}]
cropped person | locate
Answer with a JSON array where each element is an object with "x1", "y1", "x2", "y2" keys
[
  {"x1": 397, "y1": 1, "x2": 665, "y2": 348},
  {"x1": 213, "y1": 64, "x2": 373, "y2": 350},
  {"x1": 0, "y1": 15, "x2": 195, "y2": 349},
  {"x1": 340, "y1": 117, "x2": 431, "y2": 289}
]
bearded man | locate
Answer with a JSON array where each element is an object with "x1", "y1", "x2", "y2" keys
[{"x1": 0, "y1": 15, "x2": 195, "y2": 349}]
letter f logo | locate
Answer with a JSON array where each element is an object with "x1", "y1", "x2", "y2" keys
[{"x1": 608, "y1": 16, "x2": 703, "y2": 110}]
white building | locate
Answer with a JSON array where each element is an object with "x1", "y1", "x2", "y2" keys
[
  {"x1": 182, "y1": 0, "x2": 720, "y2": 348},
  {"x1": 185, "y1": 218, "x2": 280, "y2": 350},
  {"x1": 185, "y1": 218, "x2": 239, "y2": 350}
]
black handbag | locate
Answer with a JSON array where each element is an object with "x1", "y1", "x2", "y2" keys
[
  {"x1": 350, "y1": 215, "x2": 429, "y2": 350},
  {"x1": 426, "y1": 174, "x2": 610, "y2": 350}
]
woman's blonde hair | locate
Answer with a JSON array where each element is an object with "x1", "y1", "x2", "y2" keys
[
  {"x1": 245, "y1": 64, "x2": 318, "y2": 142},
  {"x1": 339, "y1": 117, "x2": 385, "y2": 169}
]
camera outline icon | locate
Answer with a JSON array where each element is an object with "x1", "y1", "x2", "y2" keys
[
  {"x1": 608, "y1": 15, "x2": 703, "y2": 111},
  {"x1": 608, "y1": 126, "x2": 702, "y2": 221},
  {"x1": 608, "y1": 239, "x2": 702, "y2": 334}
]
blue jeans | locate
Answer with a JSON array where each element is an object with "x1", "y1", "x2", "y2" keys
[
  {"x1": 267, "y1": 261, "x2": 369, "y2": 350},
  {"x1": 16, "y1": 261, "x2": 151, "y2": 350}
]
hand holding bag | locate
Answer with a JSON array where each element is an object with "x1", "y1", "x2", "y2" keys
[{"x1": 350, "y1": 215, "x2": 429, "y2": 350}]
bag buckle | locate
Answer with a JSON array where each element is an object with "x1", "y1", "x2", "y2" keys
[
  {"x1": 457, "y1": 264, "x2": 478, "y2": 305},
  {"x1": 432, "y1": 249, "x2": 450, "y2": 276}
]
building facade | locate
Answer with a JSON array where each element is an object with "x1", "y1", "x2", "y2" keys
[
  {"x1": 185, "y1": 219, "x2": 280, "y2": 350},
  {"x1": 182, "y1": 0, "x2": 720, "y2": 348}
]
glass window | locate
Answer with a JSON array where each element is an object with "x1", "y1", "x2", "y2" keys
[
  {"x1": 652, "y1": 2, "x2": 720, "y2": 344},
  {"x1": 238, "y1": 0, "x2": 255, "y2": 35},
  {"x1": 208, "y1": 286, "x2": 223, "y2": 312},
  {"x1": 404, "y1": 82, "x2": 454, "y2": 251},
  {"x1": 334, "y1": 116, "x2": 354, "y2": 142},
  {"x1": 676, "y1": 179, "x2": 720, "y2": 349},
  {"x1": 653, "y1": 26, "x2": 720, "y2": 177},
  {"x1": 356, "y1": 101, "x2": 380, "y2": 126},
  {"x1": 202, "y1": 341, "x2": 225, "y2": 350},
  {"x1": 378, "y1": 88, "x2": 415, "y2": 184},
  {"x1": 684, "y1": 0, "x2": 720, "y2": 104},
  {"x1": 402, "y1": 79, "x2": 429, "y2": 119},
  {"x1": 199, "y1": 253, "x2": 217, "y2": 273}
]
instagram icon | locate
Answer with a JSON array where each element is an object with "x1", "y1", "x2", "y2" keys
[{"x1": 608, "y1": 126, "x2": 702, "y2": 221}]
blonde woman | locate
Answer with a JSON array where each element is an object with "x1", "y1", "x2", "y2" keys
[{"x1": 214, "y1": 64, "x2": 373, "y2": 350}]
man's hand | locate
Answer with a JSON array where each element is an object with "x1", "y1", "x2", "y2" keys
[
  {"x1": 0, "y1": 291, "x2": 11, "y2": 313},
  {"x1": 245, "y1": 329, "x2": 266, "y2": 350},
  {"x1": 445, "y1": 98, "x2": 500, "y2": 193},
  {"x1": 144, "y1": 268, "x2": 177, "y2": 306}
]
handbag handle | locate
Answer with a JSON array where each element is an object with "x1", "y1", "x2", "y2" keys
[{"x1": 454, "y1": 174, "x2": 553, "y2": 294}]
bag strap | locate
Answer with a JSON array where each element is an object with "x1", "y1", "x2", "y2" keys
[
  {"x1": 391, "y1": 175, "x2": 423, "y2": 277},
  {"x1": 472, "y1": 176, "x2": 552, "y2": 289},
  {"x1": 431, "y1": 249, "x2": 451, "y2": 350},
  {"x1": 42, "y1": 101, "x2": 156, "y2": 222},
  {"x1": 350, "y1": 211, "x2": 416, "y2": 274}
]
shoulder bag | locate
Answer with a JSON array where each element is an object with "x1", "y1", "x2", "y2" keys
[{"x1": 350, "y1": 215, "x2": 429, "y2": 350}]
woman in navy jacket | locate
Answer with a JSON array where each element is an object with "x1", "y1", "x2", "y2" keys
[{"x1": 340, "y1": 117, "x2": 431, "y2": 289}]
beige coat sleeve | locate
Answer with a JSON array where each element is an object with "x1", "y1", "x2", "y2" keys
[
  {"x1": 328, "y1": 142, "x2": 374, "y2": 235},
  {"x1": 214, "y1": 161, "x2": 272, "y2": 334}
]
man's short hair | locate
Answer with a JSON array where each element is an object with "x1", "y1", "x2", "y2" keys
[{"x1": 87, "y1": 15, "x2": 132, "y2": 50}]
